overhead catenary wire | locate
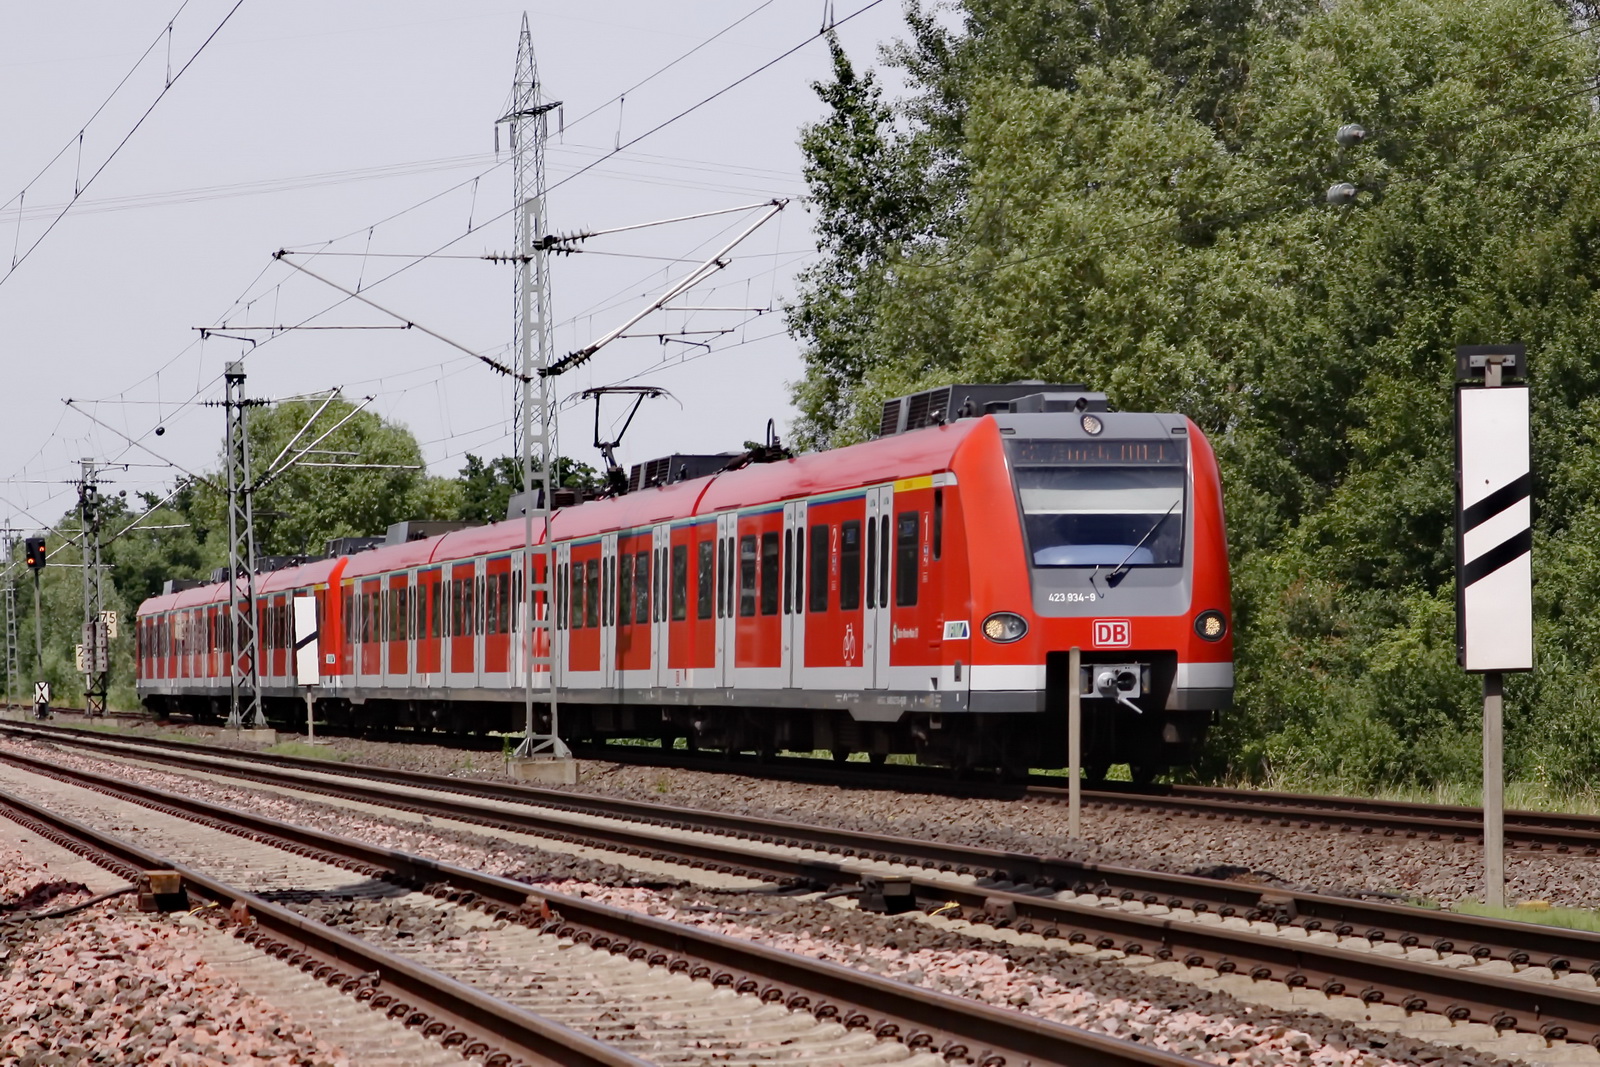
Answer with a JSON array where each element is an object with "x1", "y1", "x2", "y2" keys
[{"x1": 0, "y1": 0, "x2": 249, "y2": 292}]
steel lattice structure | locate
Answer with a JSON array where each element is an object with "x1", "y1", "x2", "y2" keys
[
  {"x1": 223, "y1": 361, "x2": 266, "y2": 728},
  {"x1": 505, "y1": 18, "x2": 567, "y2": 759}
]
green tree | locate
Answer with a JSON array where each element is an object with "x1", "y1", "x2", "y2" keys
[
  {"x1": 788, "y1": 33, "x2": 932, "y2": 447},
  {"x1": 184, "y1": 396, "x2": 461, "y2": 562},
  {"x1": 456, "y1": 454, "x2": 601, "y2": 524},
  {"x1": 789, "y1": 0, "x2": 1600, "y2": 791}
]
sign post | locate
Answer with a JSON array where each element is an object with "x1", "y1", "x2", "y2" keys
[
  {"x1": 1455, "y1": 344, "x2": 1533, "y2": 909},
  {"x1": 1068, "y1": 645, "x2": 1082, "y2": 840},
  {"x1": 292, "y1": 595, "x2": 321, "y2": 744}
]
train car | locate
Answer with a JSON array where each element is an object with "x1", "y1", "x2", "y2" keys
[{"x1": 136, "y1": 383, "x2": 1232, "y2": 777}]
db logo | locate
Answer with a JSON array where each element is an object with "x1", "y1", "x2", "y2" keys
[{"x1": 1092, "y1": 619, "x2": 1132, "y2": 648}]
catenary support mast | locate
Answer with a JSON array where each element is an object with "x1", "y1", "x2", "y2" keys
[
  {"x1": 79, "y1": 459, "x2": 109, "y2": 716},
  {"x1": 2, "y1": 528, "x2": 17, "y2": 709},
  {"x1": 504, "y1": 16, "x2": 566, "y2": 760},
  {"x1": 222, "y1": 361, "x2": 266, "y2": 729}
]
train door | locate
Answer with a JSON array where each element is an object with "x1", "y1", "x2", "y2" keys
[
  {"x1": 867, "y1": 486, "x2": 893, "y2": 689},
  {"x1": 446, "y1": 560, "x2": 479, "y2": 690},
  {"x1": 357, "y1": 580, "x2": 381, "y2": 685},
  {"x1": 384, "y1": 572, "x2": 409, "y2": 689},
  {"x1": 652, "y1": 524, "x2": 671, "y2": 689},
  {"x1": 414, "y1": 568, "x2": 441, "y2": 681},
  {"x1": 481, "y1": 554, "x2": 512, "y2": 689},
  {"x1": 715, "y1": 512, "x2": 736, "y2": 690},
  {"x1": 552, "y1": 543, "x2": 570, "y2": 690},
  {"x1": 783, "y1": 501, "x2": 806, "y2": 688},
  {"x1": 599, "y1": 533, "x2": 618, "y2": 691}
]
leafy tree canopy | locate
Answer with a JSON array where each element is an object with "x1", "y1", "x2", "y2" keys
[{"x1": 792, "y1": 0, "x2": 1600, "y2": 789}]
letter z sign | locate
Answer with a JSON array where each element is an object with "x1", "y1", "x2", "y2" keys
[{"x1": 1093, "y1": 619, "x2": 1131, "y2": 648}]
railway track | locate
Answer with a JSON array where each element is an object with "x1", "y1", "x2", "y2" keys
[
  {"x1": 0, "y1": 734, "x2": 1201, "y2": 1067},
  {"x1": 40, "y1": 707, "x2": 1600, "y2": 854},
  {"x1": 0, "y1": 778, "x2": 643, "y2": 1067},
  {"x1": 5, "y1": 720, "x2": 1600, "y2": 1054}
]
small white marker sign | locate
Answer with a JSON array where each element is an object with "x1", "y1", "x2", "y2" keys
[{"x1": 293, "y1": 595, "x2": 321, "y2": 685}]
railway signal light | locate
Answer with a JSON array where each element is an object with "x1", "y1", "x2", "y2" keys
[{"x1": 23, "y1": 537, "x2": 46, "y2": 571}]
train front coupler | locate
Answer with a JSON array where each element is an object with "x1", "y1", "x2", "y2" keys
[{"x1": 1078, "y1": 661, "x2": 1151, "y2": 714}]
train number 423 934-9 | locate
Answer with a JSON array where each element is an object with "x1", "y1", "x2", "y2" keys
[{"x1": 1047, "y1": 591, "x2": 1098, "y2": 602}]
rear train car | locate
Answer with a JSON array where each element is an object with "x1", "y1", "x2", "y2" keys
[{"x1": 136, "y1": 383, "x2": 1232, "y2": 776}]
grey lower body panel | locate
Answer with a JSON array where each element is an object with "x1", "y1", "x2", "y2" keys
[{"x1": 140, "y1": 682, "x2": 1231, "y2": 718}]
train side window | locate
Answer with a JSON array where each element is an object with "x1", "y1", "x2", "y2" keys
[
  {"x1": 717, "y1": 537, "x2": 727, "y2": 617},
  {"x1": 634, "y1": 550, "x2": 651, "y2": 624},
  {"x1": 661, "y1": 546, "x2": 670, "y2": 621},
  {"x1": 739, "y1": 535, "x2": 758, "y2": 617},
  {"x1": 896, "y1": 511, "x2": 920, "y2": 607},
  {"x1": 431, "y1": 580, "x2": 444, "y2": 639},
  {"x1": 585, "y1": 559, "x2": 600, "y2": 628},
  {"x1": 760, "y1": 532, "x2": 780, "y2": 616},
  {"x1": 485, "y1": 574, "x2": 499, "y2": 636},
  {"x1": 840, "y1": 521, "x2": 862, "y2": 611},
  {"x1": 618, "y1": 548, "x2": 634, "y2": 627},
  {"x1": 672, "y1": 544, "x2": 688, "y2": 621},
  {"x1": 933, "y1": 488, "x2": 944, "y2": 560},
  {"x1": 865, "y1": 516, "x2": 878, "y2": 607},
  {"x1": 879, "y1": 514, "x2": 891, "y2": 608},
  {"x1": 698, "y1": 541, "x2": 714, "y2": 620},
  {"x1": 807, "y1": 524, "x2": 829, "y2": 613},
  {"x1": 570, "y1": 563, "x2": 584, "y2": 629},
  {"x1": 783, "y1": 529, "x2": 793, "y2": 615},
  {"x1": 794, "y1": 526, "x2": 805, "y2": 612},
  {"x1": 501, "y1": 572, "x2": 513, "y2": 633}
]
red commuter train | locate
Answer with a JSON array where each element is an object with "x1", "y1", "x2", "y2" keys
[{"x1": 136, "y1": 383, "x2": 1232, "y2": 777}]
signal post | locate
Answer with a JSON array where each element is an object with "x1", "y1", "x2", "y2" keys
[
  {"x1": 1454, "y1": 345, "x2": 1533, "y2": 909},
  {"x1": 24, "y1": 536, "x2": 48, "y2": 718}
]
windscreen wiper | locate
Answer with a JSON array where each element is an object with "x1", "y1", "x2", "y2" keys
[{"x1": 1105, "y1": 499, "x2": 1180, "y2": 587}]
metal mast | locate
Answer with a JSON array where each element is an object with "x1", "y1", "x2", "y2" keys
[
  {"x1": 505, "y1": 15, "x2": 567, "y2": 760},
  {"x1": 222, "y1": 361, "x2": 265, "y2": 728},
  {"x1": 3, "y1": 528, "x2": 17, "y2": 709},
  {"x1": 78, "y1": 459, "x2": 109, "y2": 716}
]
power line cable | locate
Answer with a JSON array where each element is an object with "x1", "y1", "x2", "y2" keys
[{"x1": 0, "y1": 0, "x2": 249, "y2": 291}]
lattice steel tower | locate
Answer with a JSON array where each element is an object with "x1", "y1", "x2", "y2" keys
[
  {"x1": 78, "y1": 460, "x2": 109, "y2": 716},
  {"x1": 221, "y1": 361, "x2": 266, "y2": 728},
  {"x1": 502, "y1": 15, "x2": 566, "y2": 759},
  {"x1": 3, "y1": 528, "x2": 17, "y2": 709}
]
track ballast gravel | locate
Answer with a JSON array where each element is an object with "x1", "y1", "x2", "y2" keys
[{"x1": 4, "y1": 734, "x2": 1565, "y2": 1067}]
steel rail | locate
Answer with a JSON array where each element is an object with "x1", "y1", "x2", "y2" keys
[
  {"x1": 7, "y1": 729, "x2": 1600, "y2": 1049},
  {"x1": 28, "y1": 715, "x2": 1600, "y2": 850},
  {"x1": 0, "y1": 748, "x2": 1201, "y2": 1067},
  {"x1": 10, "y1": 723, "x2": 1600, "y2": 984},
  {"x1": 0, "y1": 781, "x2": 648, "y2": 1067},
  {"x1": 1032, "y1": 782, "x2": 1600, "y2": 854}
]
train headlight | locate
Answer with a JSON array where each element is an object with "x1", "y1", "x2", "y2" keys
[
  {"x1": 982, "y1": 612, "x2": 1028, "y2": 643},
  {"x1": 1081, "y1": 414, "x2": 1104, "y2": 436},
  {"x1": 1194, "y1": 609, "x2": 1227, "y2": 642}
]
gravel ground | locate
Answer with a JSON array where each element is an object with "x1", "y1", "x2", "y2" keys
[
  {"x1": 5, "y1": 736, "x2": 1552, "y2": 1067},
  {"x1": 0, "y1": 844, "x2": 348, "y2": 1066},
  {"x1": 113, "y1": 721, "x2": 1600, "y2": 909},
  {"x1": 298, "y1": 885, "x2": 1517, "y2": 1067}
]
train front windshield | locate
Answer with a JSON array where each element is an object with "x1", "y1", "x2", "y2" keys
[{"x1": 1007, "y1": 438, "x2": 1186, "y2": 568}]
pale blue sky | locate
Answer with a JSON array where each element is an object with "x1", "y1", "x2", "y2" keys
[{"x1": 0, "y1": 0, "x2": 911, "y2": 530}]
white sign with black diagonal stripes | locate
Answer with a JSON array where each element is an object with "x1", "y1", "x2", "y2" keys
[
  {"x1": 293, "y1": 594, "x2": 321, "y2": 685},
  {"x1": 1456, "y1": 385, "x2": 1533, "y2": 672}
]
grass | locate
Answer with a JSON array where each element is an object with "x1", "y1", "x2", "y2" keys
[
  {"x1": 264, "y1": 741, "x2": 351, "y2": 762},
  {"x1": 1232, "y1": 772, "x2": 1600, "y2": 817},
  {"x1": 1451, "y1": 899, "x2": 1600, "y2": 933}
]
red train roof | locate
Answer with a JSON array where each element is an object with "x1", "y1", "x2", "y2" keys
[{"x1": 138, "y1": 419, "x2": 984, "y2": 616}]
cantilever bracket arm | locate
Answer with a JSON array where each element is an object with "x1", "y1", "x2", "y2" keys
[
  {"x1": 273, "y1": 251, "x2": 530, "y2": 382},
  {"x1": 543, "y1": 199, "x2": 788, "y2": 379}
]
